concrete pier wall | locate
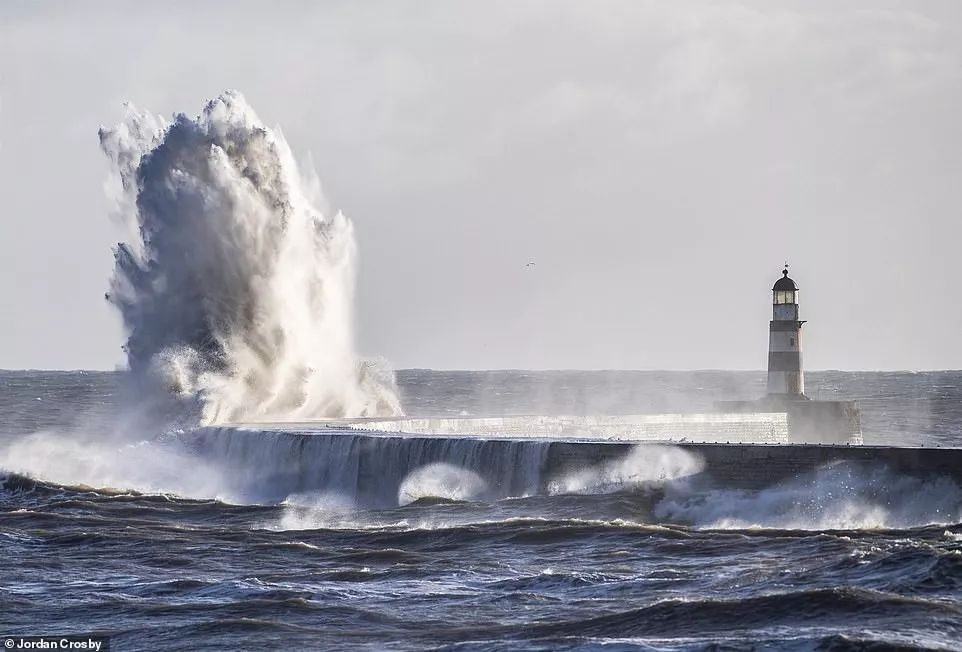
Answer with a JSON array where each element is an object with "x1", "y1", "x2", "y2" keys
[
  {"x1": 543, "y1": 441, "x2": 962, "y2": 490},
  {"x1": 199, "y1": 427, "x2": 962, "y2": 505}
]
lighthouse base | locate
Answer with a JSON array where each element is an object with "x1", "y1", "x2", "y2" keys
[{"x1": 715, "y1": 398, "x2": 862, "y2": 445}]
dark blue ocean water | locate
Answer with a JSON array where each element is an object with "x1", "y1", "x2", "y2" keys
[{"x1": 1, "y1": 370, "x2": 961, "y2": 650}]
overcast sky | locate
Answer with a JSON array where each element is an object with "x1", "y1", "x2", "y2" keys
[{"x1": 1, "y1": 0, "x2": 960, "y2": 371}]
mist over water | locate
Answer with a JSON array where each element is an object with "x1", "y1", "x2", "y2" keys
[
  {"x1": 656, "y1": 463, "x2": 962, "y2": 530},
  {"x1": 98, "y1": 91, "x2": 402, "y2": 424},
  {"x1": 2, "y1": 370, "x2": 961, "y2": 533}
]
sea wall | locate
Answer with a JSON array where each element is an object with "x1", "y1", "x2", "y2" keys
[
  {"x1": 544, "y1": 441, "x2": 962, "y2": 489},
  {"x1": 188, "y1": 427, "x2": 962, "y2": 506}
]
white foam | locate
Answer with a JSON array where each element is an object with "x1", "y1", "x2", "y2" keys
[
  {"x1": 656, "y1": 462, "x2": 962, "y2": 530},
  {"x1": 397, "y1": 463, "x2": 489, "y2": 505},
  {"x1": 547, "y1": 445, "x2": 705, "y2": 495}
]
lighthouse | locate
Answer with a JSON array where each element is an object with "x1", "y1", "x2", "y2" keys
[
  {"x1": 717, "y1": 265, "x2": 860, "y2": 443},
  {"x1": 767, "y1": 266, "x2": 807, "y2": 398}
]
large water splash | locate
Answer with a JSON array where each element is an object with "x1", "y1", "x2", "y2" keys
[{"x1": 98, "y1": 91, "x2": 402, "y2": 424}]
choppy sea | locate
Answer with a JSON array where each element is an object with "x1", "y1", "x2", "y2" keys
[{"x1": 2, "y1": 369, "x2": 961, "y2": 650}]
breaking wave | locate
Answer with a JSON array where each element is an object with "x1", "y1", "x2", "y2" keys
[
  {"x1": 657, "y1": 461, "x2": 962, "y2": 530},
  {"x1": 3, "y1": 424, "x2": 959, "y2": 532},
  {"x1": 98, "y1": 91, "x2": 402, "y2": 424},
  {"x1": 546, "y1": 445, "x2": 704, "y2": 495},
  {"x1": 397, "y1": 463, "x2": 489, "y2": 505}
]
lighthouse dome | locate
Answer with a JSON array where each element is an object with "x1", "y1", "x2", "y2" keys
[{"x1": 772, "y1": 268, "x2": 797, "y2": 291}]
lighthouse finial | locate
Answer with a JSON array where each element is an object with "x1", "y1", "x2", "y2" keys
[{"x1": 783, "y1": 262, "x2": 789, "y2": 277}]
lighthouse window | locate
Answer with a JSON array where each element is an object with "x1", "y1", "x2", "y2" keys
[
  {"x1": 774, "y1": 290, "x2": 796, "y2": 305},
  {"x1": 790, "y1": 337, "x2": 796, "y2": 347}
]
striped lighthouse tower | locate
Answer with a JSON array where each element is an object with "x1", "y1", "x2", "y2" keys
[{"x1": 767, "y1": 265, "x2": 807, "y2": 398}]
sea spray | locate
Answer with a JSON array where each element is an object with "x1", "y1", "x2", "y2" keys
[
  {"x1": 655, "y1": 461, "x2": 962, "y2": 529},
  {"x1": 546, "y1": 445, "x2": 705, "y2": 495},
  {"x1": 99, "y1": 91, "x2": 402, "y2": 424},
  {"x1": 0, "y1": 428, "x2": 232, "y2": 499},
  {"x1": 398, "y1": 463, "x2": 489, "y2": 505}
]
